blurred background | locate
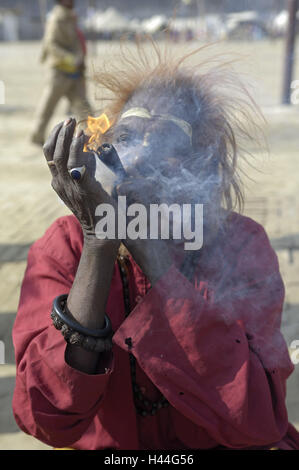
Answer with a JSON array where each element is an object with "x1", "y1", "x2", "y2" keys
[
  {"x1": 0, "y1": 0, "x2": 298, "y2": 450},
  {"x1": 0, "y1": 0, "x2": 297, "y2": 41}
]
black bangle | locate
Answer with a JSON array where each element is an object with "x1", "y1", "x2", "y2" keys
[{"x1": 53, "y1": 294, "x2": 112, "y2": 338}]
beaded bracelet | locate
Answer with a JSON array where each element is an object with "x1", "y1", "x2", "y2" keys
[{"x1": 51, "y1": 294, "x2": 113, "y2": 352}]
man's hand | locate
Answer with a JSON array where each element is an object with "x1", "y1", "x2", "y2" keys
[
  {"x1": 43, "y1": 118, "x2": 118, "y2": 246},
  {"x1": 43, "y1": 120, "x2": 121, "y2": 374}
]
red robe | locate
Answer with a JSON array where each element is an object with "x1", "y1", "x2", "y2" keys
[{"x1": 12, "y1": 213, "x2": 299, "y2": 449}]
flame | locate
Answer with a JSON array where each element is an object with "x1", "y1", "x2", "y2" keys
[{"x1": 83, "y1": 113, "x2": 112, "y2": 152}]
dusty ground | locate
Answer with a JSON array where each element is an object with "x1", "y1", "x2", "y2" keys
[{"x1": 0, "y1": 39, "x2": 298, "y2": 450}]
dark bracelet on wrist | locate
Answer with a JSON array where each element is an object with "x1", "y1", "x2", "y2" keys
[
  {"x1": 53, "y1": 294, "x2": 112, "y2": 337},
  {"x1": 51, "y1": 294, "x2": 113, "y2": 352}
]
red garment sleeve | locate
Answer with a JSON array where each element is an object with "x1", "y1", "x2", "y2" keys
[
  {"x1": 12, "y1": 217, "x2": 114, "y2": 448},
  {"x1": 113, "y1": 222, "x2": 294, "y2": 449}
]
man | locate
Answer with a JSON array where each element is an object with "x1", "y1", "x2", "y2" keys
[
  {"x1": 13, "y1": 45, "x2": 299, "y2": 449},
  {"x1": 31, "y1": 0, "x2": 91, "y2": 146}
]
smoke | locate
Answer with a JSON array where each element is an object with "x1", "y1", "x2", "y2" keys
[
  {"x1": 103, "y1": 117, "x2": 290, "y2": 370},
  {"x1": 104, "y1": 85, "x2": 226, "y2": 256},
  {"x1": 91, "y1": 46, "x2": 290, "y2": 372}
]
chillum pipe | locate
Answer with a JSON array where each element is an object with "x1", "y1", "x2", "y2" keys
[{"x1": 95, "y1": 143, "x2": 127, "y2": 179}]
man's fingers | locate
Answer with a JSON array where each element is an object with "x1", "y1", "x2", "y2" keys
[
  {"x1": 67, "y1": 131, "x2": 100, "y2": 191},
  {"x1": 53, "y1": 118, "x2": 77, "y2": 176},
  {"x1": 43, "y1": 121, "x2": 63, "y2": 161},
  {"x1": 67, "y1": 129, "x2": 88, "y2": 170},
  {"x1": 43, "y1": 121, "x2": 64, "y2": 177}
]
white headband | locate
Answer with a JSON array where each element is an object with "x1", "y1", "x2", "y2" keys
[{"x1": 119, "y1": 107, "x2": 192, "y2": 142}]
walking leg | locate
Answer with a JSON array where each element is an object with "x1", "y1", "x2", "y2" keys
[{"x1": 31, "y1": 72, "x2": 68, "y2": 145}]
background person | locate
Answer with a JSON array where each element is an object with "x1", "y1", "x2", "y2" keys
[{"x1": 30, "y1": 0, "x2": 92, "y2": 146}]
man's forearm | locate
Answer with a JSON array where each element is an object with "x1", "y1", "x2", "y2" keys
[{"x1": 65, "y1": 240, "x2": 120, "y2": 374}]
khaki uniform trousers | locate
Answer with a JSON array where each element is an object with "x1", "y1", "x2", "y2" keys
[{"x1": 32, "y1": 68, "x2": 92, "y2": 144}]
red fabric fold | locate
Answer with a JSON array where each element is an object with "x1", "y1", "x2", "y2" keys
[{"x1": 12, "y1": 214, "x2": 299, "y2": 449}]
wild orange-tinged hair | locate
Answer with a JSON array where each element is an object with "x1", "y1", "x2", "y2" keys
[{"x1": 91, "y1": 40, "x2": 265, "y2": 213}]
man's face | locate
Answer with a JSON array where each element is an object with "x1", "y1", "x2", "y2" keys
[
  {"x1": 112, "y1": 116, "x2": 192, "y2": 180},
  {"x1": 111, "y1": 121, "x2": 200, "y2": 221},
  {"x1": 110, "y1": 111, "x2": 207, "y2": 245},
  {"x1": 109, "y1": 97, "x2": 218, "y2": 211}
]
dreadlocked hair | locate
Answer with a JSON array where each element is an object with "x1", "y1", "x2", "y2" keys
[{"x1": 92, "y1": 39, "x2": 265, "y2": 214}]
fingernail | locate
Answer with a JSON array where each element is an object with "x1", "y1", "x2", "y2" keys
[
  {"x1": 75, "y1": 129, "x2": 84, "y2": 138},
  {"x1": 63, "y1": 117, "x2": 72, "y2": 127}
]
